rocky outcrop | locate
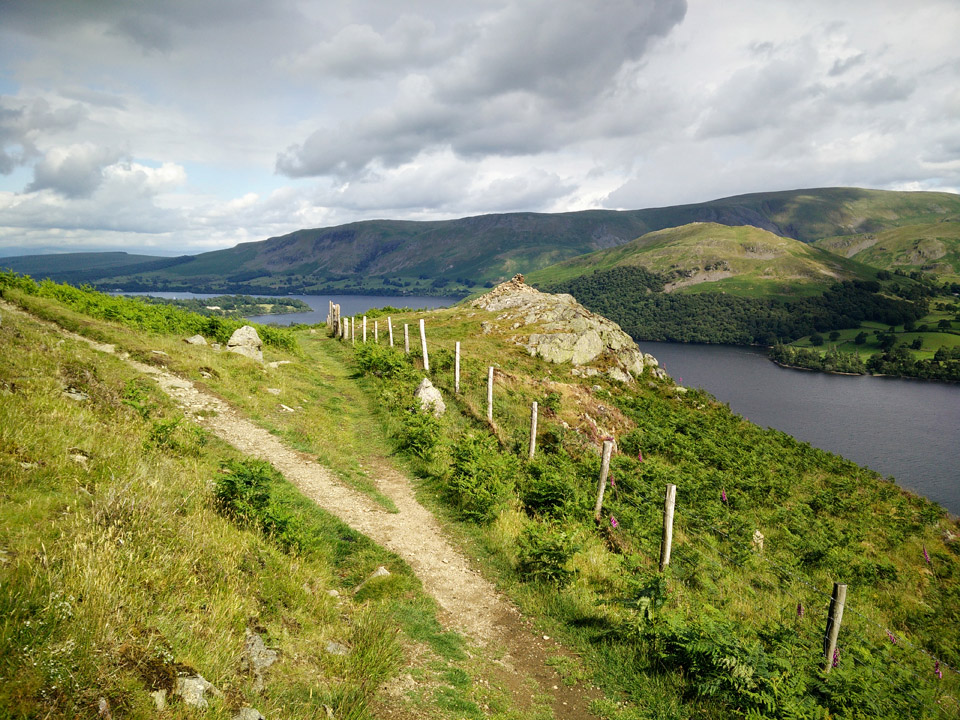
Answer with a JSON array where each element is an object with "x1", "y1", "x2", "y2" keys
[
  {"x1": 227, "y1": 326, "x2": 263, "y2": 362},
  {"x1": 471, "y1": 275, "x2": 662, "y2": 383}
]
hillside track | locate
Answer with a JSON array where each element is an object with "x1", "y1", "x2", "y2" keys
[{"x1": 3, "y1": 299, "x2": 601, "y2": 720}]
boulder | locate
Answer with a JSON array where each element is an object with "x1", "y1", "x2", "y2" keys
[
  {"x1": 184, "y1": 334, "x2": 207, "y2": 345},
  {"x1": 414, "y1": 378, "x2": 446, "y2": 417},
  {"x1": 227, "y1": 326, "x2": 263, "y2": 362}
]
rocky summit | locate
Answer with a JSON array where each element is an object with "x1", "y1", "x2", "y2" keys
[{"x1": 471, "y1": 274, "x2": 663, "y2": 384}]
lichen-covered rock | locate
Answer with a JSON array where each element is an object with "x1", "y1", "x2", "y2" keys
[
  {"x1": 471, "y1": 275, "x2": 661, "y2": 383},
  {"x1": 227, "y1": 325, "x2": 263, "y2": 362},
  {"x1": 414, "y1": 378, "x2": 446, "y2": 417},
  {"x1": 174, "y1": 674, "x2": 223, "y2": 708}
]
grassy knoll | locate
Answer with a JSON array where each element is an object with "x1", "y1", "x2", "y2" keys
[
  {"x1": 333, "y1": 299, "x2": 960, "y2": 719},
  {"x1": 0, "y1": 280, "x2": 551, "y2": 719}
]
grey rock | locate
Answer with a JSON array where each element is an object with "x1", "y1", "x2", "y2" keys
[
  {"x1": 267, "y1": 360, "x2": 292, "y2": 368},
  {"x1": 235, "y1": 709, "x2": 266, "y2": 720},
  {"x1": 355, "y1": 565, "x2": 391, "y2": 595},
  {"x1": 174, "y1": 674, "x2": 223, "y2": 708},
  {"x1": 242, "y1": 630, "x2": 278, "y2": 694},
  {"x1": 227, "y1": 326, "x2": 263, "y2": 362},
  {"x1": 325, "y1": 641, "x2": 350, "y2": 656},
  {"x1": 63, "y1": 387, "x2": 89, "y2": 401},
  {"x1": 414, "y1": 378, "x2": 446, "y2": 417},
  {"x1": 149, "y1": 689, "x2": 167, "y2": 711},
  {"x1": 265, "y1": 388, "x2": 281, "y2": 395},
  {"x1": 184, "y1": 334, "x2": 207, "y2": 345}
]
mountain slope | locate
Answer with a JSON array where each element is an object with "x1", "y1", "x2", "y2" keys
[
  {"x1": 13, "y1": 187, "x2": 960, "y2": 294},
  {"x1": 527, "y1": 222, "x2": 877, "y2": 297},
  {"x1": 814, "y1": 220, "x2": 960, "y2": 282}
]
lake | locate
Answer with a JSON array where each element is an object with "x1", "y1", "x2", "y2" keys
[{"x1": 640, "y1": 341, "x2": 960, "y2": 515}]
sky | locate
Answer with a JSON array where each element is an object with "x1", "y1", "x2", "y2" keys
[{"x1": 1, "y1": 0, "x2": 959, "y2": 256}]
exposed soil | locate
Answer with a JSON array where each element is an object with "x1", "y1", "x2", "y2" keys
[{"x1": 5, "y1": 300, "x2": 601, "y2": 719}]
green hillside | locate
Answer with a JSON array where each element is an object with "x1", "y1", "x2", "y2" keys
[
  {"x1": 30, "y1": 187, "x2": 958, "y2": 295},
  {"x1": 814, "y1": 221, "x2": 960, "y2": 283},
  {"x1": 527, "y1": 222, "x2": 877, "y2": 298}
]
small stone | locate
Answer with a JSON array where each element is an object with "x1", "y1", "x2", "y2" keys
[
  {"x1": 234, "y1": 708, "x2": 265, "y2": 720},
  {"x1": 752, "y1": 529, "x2": 765, "y2": 553},
  {"x1": 265, "y1": 387, "x2": 281, "y2": 395},
  {"x1": 98, "y1": 697, "x2": 111, "y2": 719},
  {"x1": 242, "y1": 630, "x2": 278, "y2": 693},
  {"x1": 151, "y1": 350, "x2": 169, "y2": 356},
  {"x1": 278, "y1": 404, "x2": 295, "y2": 412},
  {"x1": 184, "y1": 334, "x2": 207, "y2": 345},
  {"x1": 63, "y1": 387, "x2": 89, "y2": 401},
  {"x1": 150, "y1": 689, "x2": 167, "y2": 711},
  {"x1": 267, "y1": 360, "x2": 292, "y2": 368},
  {"x1": 325, "y1": 641, "x2": 350, "y2": 656},
  {"x1": 327, "y1": 589, "x2": 340, "y2": 598},
  {"x1": 175, "y1": 674, "x2": 222, "y2": 709}
]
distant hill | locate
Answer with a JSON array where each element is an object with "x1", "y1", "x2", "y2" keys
[
  {"x1": 0, "y1": 251, "x2": 189, "y2": 285},
  {"x1": 526, "y1": 222, "x2": 877, "y2": 298},
  {"x1": 814, "y1": 220, "x2": 960, "y2": 282},
  {"x1": 8, "y1": 187, "x2": 960, "y2": 294}
]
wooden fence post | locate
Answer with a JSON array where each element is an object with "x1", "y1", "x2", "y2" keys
[
  {"x1": 455, "y1": 341, "x2": 461, "y2": 393},
  {"x1": 388, "y1": 317, "x2": 394, "y2": 347},
  {"x1": 822, "y1": 583, "x2": 847, "y2": 672},
  {"x1": 593, "y1": 440, "x2": 614, "y2": 521},
  {"x1": 487, "y1": 366, "x2": 494, "y2": 422},
  {"x1": 404, "y1": 324, "x2": 409, "y2": 354},
  {"x1": 374, "y1": 319, "x2": 379, "y2": 343},
  {"x1": 362, "y1": 316, "x2": 367, "y2": 343},
  {"x1": 351, "y1": 317, "x2": 355, "y2": 345},
  {"x1": 528, "y1": 401, "x2": 538, "y2": 460},
  {"x1": 420, "y1": 319, "x2": 430, "y2": 372},
  {"x1": 659, "y1": 484, "x2": 677, "y2": 571}
]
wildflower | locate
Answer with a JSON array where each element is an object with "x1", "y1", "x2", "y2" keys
[
  {"x1": 637, "y1": 449, "x2": 644, "y2": 462},
  {"x1": 610, "y1": 515, "x2": 619, "y2": 529},
  {"x1": 797, "y1": 602, "x2": 803, "y2": 618},
  {"x1": 935, "y1": 660, "x2": 942, "y2": 679},
  {"x1": 721, "y1": 488, "x2": 727, "y2": 503},
  {"x1": 832, "y1": 647, "x2": 839, "y2": 668},
  {"x1": 887, "y1": 630, "x2": 897, "y2": 644},
  {"x1": 923, "y1": 546, "x2": 931, "y2": 564}
]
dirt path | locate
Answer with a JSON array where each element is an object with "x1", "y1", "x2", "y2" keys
[{"x1": 4, "y1": 301, "x2": 600, "y2": 719}]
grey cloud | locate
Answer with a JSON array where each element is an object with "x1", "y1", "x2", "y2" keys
[
  {"x1": 59, "y1": 87, "x2": 128, "y2": 110},
  {"x1": 0, "y1": 98, "x2": 86, "y2": 173},
  {"x1": 27, "y1": 145, "x2": 126, "y2": 198},
  {"x1": 278, "y1": 0, "x2": 687, "y2": 177},
  {"x1": 829, "y1": 52, "x2": 865, "y2": 76},
  {"x1": 847, "y1": 73, "x2": 915, "y2": 104}
]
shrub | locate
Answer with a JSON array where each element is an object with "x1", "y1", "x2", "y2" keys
[
  {"x1": 519, "y1": 456, "x2": 580, "y2": 517},
  {"x1": 448, "y1": 432, "x2": 519, "y2": 523},
  {"x1": 516, "y1": 521, "x2": 579, "y2": 586},
  {"x1": 356, "y1": 343, "x2": 415, "y2": 380},
  {"x1": 395, "y1": 409, "x2": 442, "y2": 460},
  {"x1": 214, "y1": 459, "x2": 274, "y2": 523}
]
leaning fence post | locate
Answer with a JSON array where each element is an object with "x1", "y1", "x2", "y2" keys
[
  {"x1": 404, "y1": 324, "x2": 410, "y2": 354},
  {"x1": 528, "y1": 401, "x2": 539, "y2": 460},
  {"x1": 455, "y1": 341, "x2": 461, "y2": 393},
  {"x1": 363, "y1": 316, "x2": 367, "y2": 343},
  {"x1": 388, "y1": 317, "x2": 394, "y2": 347},
  {"x1": 659, "y1": 484, "x2": 677, "y2": 571},
  {"x1": 593, "y1": 440, "x2": 614, "y2": 521},
  {"x1": 486, "y1": 366, "x2": 494, "y2": 422},
  {"x1": 420, "y1": 319, "x2": 430, "y2": 372},
  {"x1": 822, "y1": 582, "x2": 847, "y2": 672}
]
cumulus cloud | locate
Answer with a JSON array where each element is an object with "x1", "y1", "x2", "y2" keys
[
  {"x1": 27, "y1": 143, "x2": 125, "y2": 197},
  {"x1": 0, "y1": 97, "x2": 85, "y2": 173}
]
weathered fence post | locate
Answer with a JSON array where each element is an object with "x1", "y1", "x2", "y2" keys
[
  {"x1": 420, "y1": 319, "x2": 430, "y2": 372},
  {"x1": 374, "y1": 319, "x2": 379, "y2": 344},
  {"x1": 404, "y1": 324, "x2": 410, "y2": 354},
  {"x1": 487, "y1": 366, "x2": 494, "y2": 422},
  {"x1": 822, "y1": 582, "x2": 847, "y2": 672},
  {"x1": 388, "y1": 317, "x2": 394, "y2": 347},
  {"x1": 351, "y1": 317, "x2": 355, "y2": 344},
  {"x1": 593, "y1": 440, "x2": 614, "y2": 521},
  {"x1": 659, "y1": 484, "x2": 677, "y2": 571},
  {"x1": 362, "y1": 316, "x2": 367, "y2": 343},
  {"x1": 455, "y1": 341, "x2": 461, "y2": 393},
  {"x1": 528, "y1": 401, "x2": 538, "y2": 460}
]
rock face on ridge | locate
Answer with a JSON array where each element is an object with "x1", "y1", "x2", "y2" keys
[{"x1": 471, "y1": 275, "x2": 663, "y2": 383}]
